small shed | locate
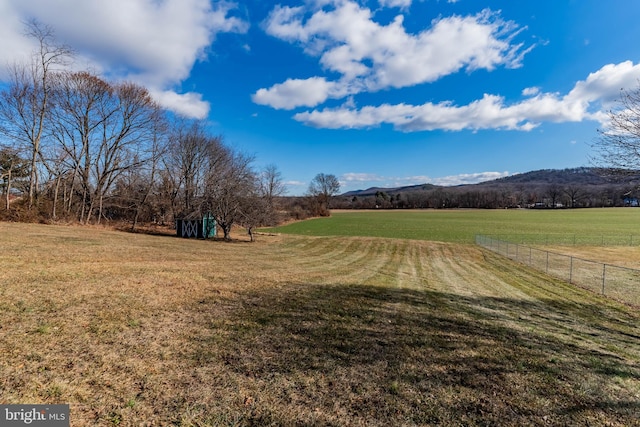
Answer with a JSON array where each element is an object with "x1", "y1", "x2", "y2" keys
[{"x1": 176, "y1": 213, "x2": 216, "y2": 239}]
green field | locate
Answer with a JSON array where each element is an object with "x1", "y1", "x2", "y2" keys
[{"x1": 266, "y1": 208, "x2": 640, "y2": 243}]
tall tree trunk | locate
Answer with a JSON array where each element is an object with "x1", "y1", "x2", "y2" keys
[
  {"x1": 5, "y1": 168, "x2": 11, "y2": 210},
  {"x1": 28, "y1": 148, "x2": 38, "y2": 208},
  {"x1": 132, "y1": 184, "x2": 152, "y2": 232},
  {"x1": 222, "y1": 223, "x2": 231, "y2": 241},
  {"x1": 97, "y1": 195, "x2": 103, "y2": 225},
  {"x1": 63, "y1": 179, "x2": 69, "y2": 214},
  {"x1": 52, "y1": 174, "x2": 61, "y2": 219},
  {"x1": 85, "y1": 202, "x2": 94, "y2": 225},
  {"x1": 79, "y1": 187, "x2": 88, "y2": 223}
]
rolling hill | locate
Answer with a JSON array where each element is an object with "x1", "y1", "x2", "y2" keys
[
  {"x1": 342, "y1": 167, "x2": 628, "y2": 197},
  {"x1": 336, "y1": 167, "x2": 640, "y2": 209}
]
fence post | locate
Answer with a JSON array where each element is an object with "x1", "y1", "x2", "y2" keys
[
  {"x1": 569, "y1": 257, "x2": 573, "y2": 284},
  {"x1": 546, "y1": 251, "x2": 549, "y2": 274}
]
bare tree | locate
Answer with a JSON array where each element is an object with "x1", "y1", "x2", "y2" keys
[
  {"x1": 0, "y1": 20, "x2": 73, "y2": 208},
  {"x1": 49, "y1": 71, "x2": 107, "y2": 221},
  {"x1": 564, "y1": 185, "x2": 585, "y2": 208},
  {"x1": 236, "y1": 164, "x2": 288, "y2": 241},
  {"x1": 163, "y1": 121, "x2": 216, "y2": 217},
  {"x1": 237, "y1": 186, "x2": 267, "y2": 242},
  {"x1": 545, "y1": 183, "x2": 563, "y2": 208},
  {"x1": 0, "y1": 147, "x2": 29, "y2": 209},
  {"x1": 308, "y1": 173, "x2": 340, "y2": 215},
  {"x1": 117, "y1": 109, "x2": 168, "y2": 231},
  {"x1": 43, "y1": 148, "x2": 71, "y2": 219},
  {"x1": 260, "y1": 164, "x2": 286, "y2": 201},
  {"x1": 51, "y1": 71, "x2": 160, "y2": 223},
  {"x1": 593, "y1": 83, "x2": 640, "y2": 174},
  {"x1": 155, "y1": 168, "x2": 178, "y2": 226},
  {"x1": 202, "y1": 146, "x2": 257, "y2": 241},
  {"x1": 258, "y1": 164, "x2": 286, "y2": 225}
]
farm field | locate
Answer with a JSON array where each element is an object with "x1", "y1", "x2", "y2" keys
[
  {"x1": 1, "y1": 220, "x2": 640, "y2": 426},
  {"x1": 266, "y1": 208, "x2": 640, "y2": 244}
]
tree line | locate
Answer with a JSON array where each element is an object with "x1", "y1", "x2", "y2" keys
[
  {"x1": 0, "y1": 22, "x2": 287, "y2": 240},
  {"x1": 331, "y1": 178, "x2": 640, "y2": 210}
]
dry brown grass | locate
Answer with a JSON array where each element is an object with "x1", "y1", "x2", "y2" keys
[
  {"x1": 1, "y1": 222, "x2": 640, "y2": 426},
  {"x1": 542, "y1": 245, "x2": 640, "y2": 269}
]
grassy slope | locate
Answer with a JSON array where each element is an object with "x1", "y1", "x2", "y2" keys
[
  {"x1": 1, "y1": 222, "x2": 640, "y2": 426},
  {"x1": 265, "y1": 208, "x2": 640, "y2": 243}
]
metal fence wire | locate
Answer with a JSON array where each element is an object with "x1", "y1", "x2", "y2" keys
[
  {"x1": 475, "y1": 235, "x2": 640, "y2": 306},
  {"x1": 487, "y1": 234, "x2": 640, "y2": 246}
]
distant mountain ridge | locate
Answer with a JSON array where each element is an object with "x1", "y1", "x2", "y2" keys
[
  {"x1": 486, "y1": 167, "x2": 611, "y2": 186},
  {"x1": 342, "y1": 183, "x2": 438, "y2": 197},
  {"x1": 341, "y1": 167, "x2": 626, "y2": 197}
]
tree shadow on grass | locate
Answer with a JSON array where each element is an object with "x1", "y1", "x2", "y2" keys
[{"x1": 191, "y1": 283, "x2": 640, "y2": 426}]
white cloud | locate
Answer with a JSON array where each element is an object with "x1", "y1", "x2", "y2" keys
[
  {"x1": 340, "y1": 172, "x2": 426, "y2": 191},
  {"x1": 294, "y1": 95, "x2": 542, "y2": 131},
  {"x1": 293, "y1": 61, "x2": 640, "y2": 131},
  {"x1": 256, "y1": 2, "x2": 532, "y2": 109},
  {"x1": 565, "y1": 61, "x2": 640, "y2": 107},
  {"x1": 0, "y1": 3, "x2": 33, "y2": 77},
  {"x1": 1, "y1": 0, "x2": 249, "y2": 118},
  {"x1": 431, "y1": 171, "x2": 511, "y2": 186},
  {"x1": 522, "y1": 86, "x2": 540, "y2": 96},
  {"x1": 342, "y1": 172, "x2": 387, "y2": 182},
  {"x1": 252, "y1": 77, "x2": 338, "y2": 110},
  {"x1": 149, "y1": 90, "x2": 210, "y2": 120},
  {"x1": 378, "y1": 0, "x2": 413, "y2": 9},
  {"x1": 341, "y1": 172, "x2": 434, "y2": 190}
]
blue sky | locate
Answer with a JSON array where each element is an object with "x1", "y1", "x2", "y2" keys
[{"x1": 3, "y1": 1, "x2": 640, "y2": 194}]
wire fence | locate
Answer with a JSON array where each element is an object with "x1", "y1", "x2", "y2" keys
[
  {"x1": 488, "y1": 234, "x2": 640, "y2": 246},
  {"x1": 476, "y1": 235, "x2": 640, "y2": 306}
]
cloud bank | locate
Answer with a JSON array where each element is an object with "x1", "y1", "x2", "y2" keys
[
  {"x1": 253, "y1": 2, "x2": 532, "y2": 110},
  {"x1": 294, "y1": 61, "x2": 640, "y2": 131}
]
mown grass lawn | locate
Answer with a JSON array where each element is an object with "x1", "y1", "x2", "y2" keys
[
  {"x1": 265, "y1": 208, "x2": 640, "y2": 243},
  {"x1": 1, "y1": 221, "x2": 640, "y2": 426}
]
